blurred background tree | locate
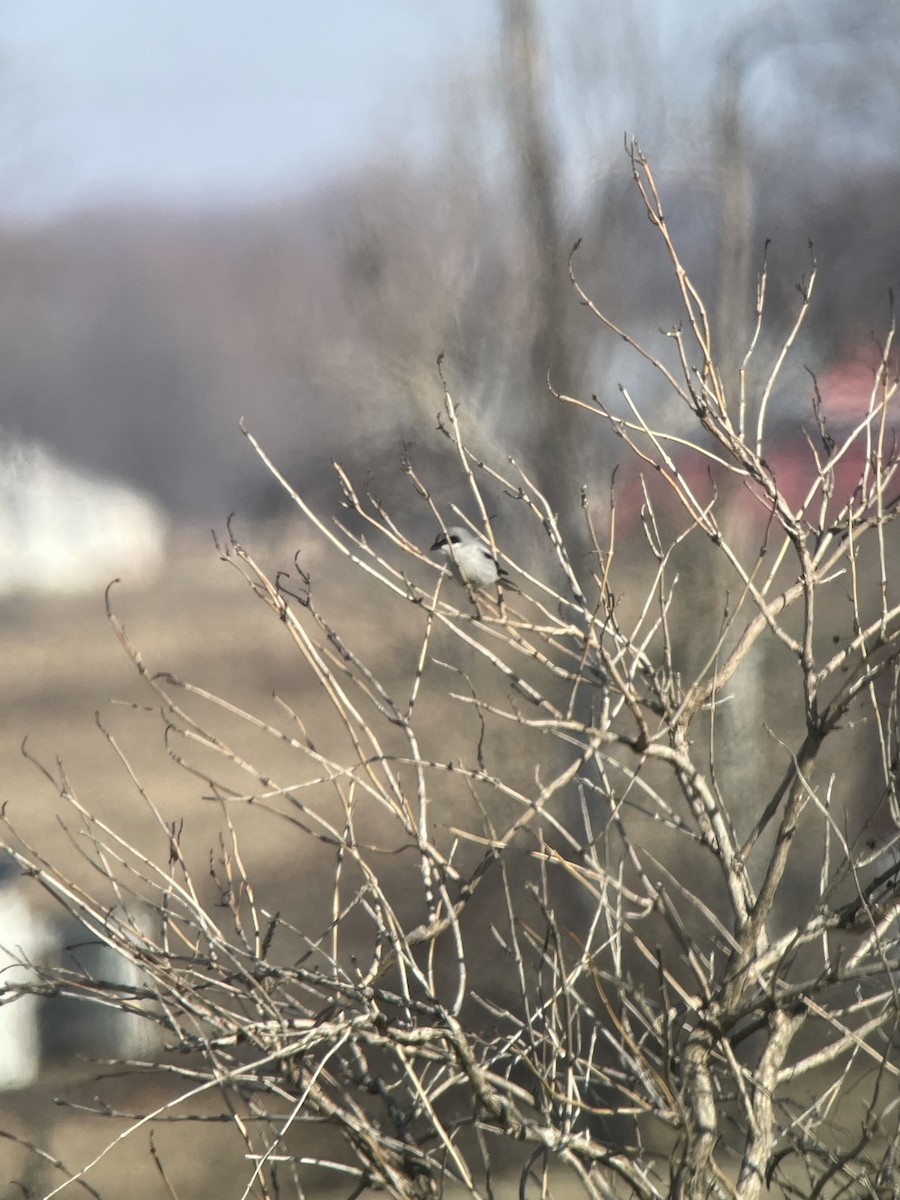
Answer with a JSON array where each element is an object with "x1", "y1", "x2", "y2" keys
[{"x1": 0, "y1": 0, "x2": 897, "y2": 526}]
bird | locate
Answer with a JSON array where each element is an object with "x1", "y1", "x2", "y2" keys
[{"x1": 430, "y1": 526, "x2": 510, "y2": 591}]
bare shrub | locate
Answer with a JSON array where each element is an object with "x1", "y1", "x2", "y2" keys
[{"x1": 2, "y1": 146, "x2": 899, "y2": 1200}]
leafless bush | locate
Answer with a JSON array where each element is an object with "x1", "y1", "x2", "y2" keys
[{"x1": 2, "y1": 146, "x2": 900, "y2": 1200}]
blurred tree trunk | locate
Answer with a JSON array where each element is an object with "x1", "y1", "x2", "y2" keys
[
  {"x1": 714, "y1": 50, "x2": 754, "y2": 405},
  {"x1": 711, "y1": 46, "x2": 760, "y2": 816},
  {"x1": 500, "y1": 0, "x2": 584, "y2": 522}
]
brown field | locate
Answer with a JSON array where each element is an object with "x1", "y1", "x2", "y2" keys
[
  {"x1": 0, "y1": 522, "x2": 400, "y2": 1198},
  {"x1": 0, "y1": 520, "x2": 412, "y2": 884},
  {"x1": 0, "y1": 519, "x2": 889, "y2": 1198},
  {"x1": 0, "y1": 520, "x2": 567, "y2": 1198}
]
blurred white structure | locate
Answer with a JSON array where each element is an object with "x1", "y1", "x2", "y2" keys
[
  {"x1": 0, "y1": 870, "x2": 54, "y2": 1089},
  {"x1": 0, "y1": 861, "x2": 161, "y2": 1089},
  {"x1": 0, "y1": 440, "x2": 167, "y2": 594},
  {"x1": 44, "y1": 912, "x2": 162, "y2": 1065}
]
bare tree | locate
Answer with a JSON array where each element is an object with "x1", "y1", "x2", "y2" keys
[{"x1": 1, "y1": 146, "x2": 899, "y2": 1200}]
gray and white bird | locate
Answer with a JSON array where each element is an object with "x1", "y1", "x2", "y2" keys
[{"x1": 430, "y1": 526, "x2": 509, "y2": 591}]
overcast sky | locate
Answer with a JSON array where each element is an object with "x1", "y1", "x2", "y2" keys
[
  {"x1": 0, "y1": 1, "x2": 891, "y2": 220},
  {"x1": 0, "y1": 0, "x2": 768, "y2": 220},
  {"x1": 0, "y1": 1, "x2": 501, "y2": 216}
]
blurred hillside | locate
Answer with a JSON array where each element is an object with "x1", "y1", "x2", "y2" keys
[
  {"x1": 0, "y1": 156, "x2": 898, "y2": 524},
  {"x1": 0, "y1": 1, "x2": 898, "y2": 530}
]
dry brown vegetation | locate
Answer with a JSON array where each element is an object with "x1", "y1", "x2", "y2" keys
[{"x1": 2, "y1": 148, "x2": 900, "y2": 1200}]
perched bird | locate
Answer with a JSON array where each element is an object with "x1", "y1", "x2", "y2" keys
[{"x1": 430, "y1": 526, "x2": 509, "y2": 591}]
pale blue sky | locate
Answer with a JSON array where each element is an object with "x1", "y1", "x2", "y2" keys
[
  {"x1": 0, "y1": 0, "x2": 498, "y2": 215},
  {"x1": 0, "y1": 1, "x2": 888, "y2": 219}
]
